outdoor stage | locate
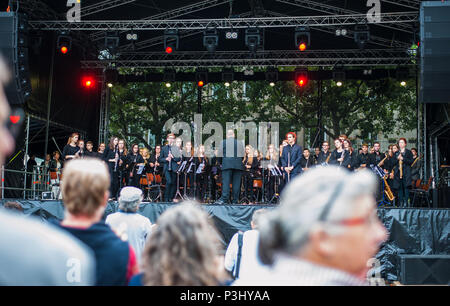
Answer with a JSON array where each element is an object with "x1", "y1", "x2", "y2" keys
[{"x1": 1, "y1": 199, "x2": 449, "y2": 282}]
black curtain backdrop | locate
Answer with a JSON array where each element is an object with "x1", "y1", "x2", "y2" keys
[{"x1": 1, "y1": 200, "x2": 449, "y2": 282}]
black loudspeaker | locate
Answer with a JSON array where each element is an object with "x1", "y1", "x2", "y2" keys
[
  {"x1": 420, "y1": 2, "x2": 450, "y2": 104},
  {"x1": 0, "y1": 12, "x2": 31, "y2": 106},
  {"x1": 398, "y1": 254, "x2": 450, "y2": 285}
]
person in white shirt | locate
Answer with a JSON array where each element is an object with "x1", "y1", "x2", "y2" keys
[
  {"x1": 224, "y1": 209, "x2": 270, "y2": 280},
  {"x1": 106, "y1": 187, "x2": 153, "y2": 266},
  {"x1": 234, "y1": 166, "x2": 388, "y2": 286}
]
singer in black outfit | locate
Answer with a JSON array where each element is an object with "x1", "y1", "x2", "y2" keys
[
  {"x1": 243, "y1": 146, "x2": 260, "y2": 203},
  {"x1": 103, "y1": 136, "x2": 120, "y2": 200},
  {"x1": 159, "y1": 134, "x2": 180, "y2": 202},
  {"x1": 62, "y1": 133, "x2": 80, "y2": 162},
  {"x1": 195, "y1": 145, "x2": 209, "y2": 202},
  {"x1": 126, "y1": 144, "x2": 145, "y2": 188}
]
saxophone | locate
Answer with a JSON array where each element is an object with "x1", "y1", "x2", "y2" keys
[
  {"x1": 399, "y1": 153, "x2": 403, "y2": 179},
  {"x1": 383, "y1": 175, "x2": 395, "y2": 201}
]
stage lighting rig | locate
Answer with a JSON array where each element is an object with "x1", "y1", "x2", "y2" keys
[
  {"x1": 265, "y1": 67, "x2": 279, "y2": 84},
  {"x1": 105, "y1": 31, "x2": 120, "y2": 53},
  {"x1": 105, "y1": 68, "x2": 118, "y2": 86},
  {"x1": 245, "y1": 28, "x2": 262, "y2": 53},
  {"x1": 295, "y1": 69, "x2": 308, "y2": 87},
  {"x1": 332, "y1": 68, "x2": 346, "y2": 87},
  {"x1": 222, "y1": 68, "x2": 234, "y2": 85},
  {"x1": 396, "y1": 67, "x2": 409, "y2": 86},
  {"x1": 163, "y1": 69, "x2": 176, "y2": 86},
  {"x1": 203, "y1": 29, "x2": 219, "y2": 53},
  {"x1": 164, "y1": 29, "x2": 179, "y2": 54},
  {"x1": 354, "y1": 24, "x2": 370, "y2": 49},
  {"x1": 196, "y1": 69, "x2": 208, "y2": 87},
  {"x1": 295, "y1": 26, "x2": 310, "y2": 51},
  {"x1": 57, "y1": 32, "x2": 72, "y2": 54},
  {"x1": 225, "y1": 30, "x2": 238, "y2": 39}
]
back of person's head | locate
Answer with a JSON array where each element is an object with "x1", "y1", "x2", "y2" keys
[
  {"x1": 258, "y1": 166, "x2": 382, "y2": 266},
  {"x1": 118, "y1": 187, "x2": 142, "y2": 212},
  {"x1": 251, "y1": 208, "x2": 268, "y2": 229},
  {"x1": 142, "y1": 201, "x2": 221, "y2": 286},
  {"x1": 61, "y1": 158, "x2": 110, "y2": 217}
]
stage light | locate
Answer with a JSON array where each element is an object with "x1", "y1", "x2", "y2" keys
[
  {"x1": 82, "y1": 76, "x2": 95, "y2": 89},
  {"x1": 164, "y1": 29, "x2": 179, "y2": 54},
  {"x1": 196, "y1": 69, "x2": 208, "y2": 87},
  {"x1": 295, "y1": 69, "x2": 308, "y2": 87},
  {"x1": 222, "y1": 68, "x2": 234, "y2": 85},
  {"x1": 165, "y1": 82, "x2": 171, "y2": 88},
  {"x1": 245, "y1": 28, "x2": 262, "y2": 52},
  {"x1": 203, "y1": 29, "x2": 219, "y2": 53},
  {"x1": 57, "y1": 33, "x2": 72, "y2": 54},
  {"x1": 163, "y1": 69, "x2": 176, "y2": 84},
  {"x1": 333, "y1": 69, "x2": 346, "y2": 87},
  {"x1": 400, "y1": 81, "x2": 406, "y2": 87},
  {"x1": 224, "y1": 82, "x2": 230, "y2": 87},
  {"x1": 265, "y1": 67, "x2": 278, "y2": 85},
  {"x1": 354, "y1": 24, "x2": 370, "y2": 49},
  {"x1": 269, "y1": 82, "x2": 275, "y2": 87},
  {"x1": 396, "y1": 67, "x2": 409, "y2": 86},
  {"x1": 225, "y1": 30, "x2": 238, "y2": 39},
  {"x1": 107, "y1": 83, "x2": 113, "y2": 88},
  {"x1": 295, "y1": 26, "x2": 310, "y2": 51},
  {"x1": 105, "y1": 31, "x2": 120, "y2": 53}
]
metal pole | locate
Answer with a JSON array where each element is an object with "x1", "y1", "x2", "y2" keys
[
  {"x1": 23, "y1": 114, "x2": 30, "y2": 199},
  {"x1": 424, "y1": 103, "x2": 427, "y2": 180},
  {"x1": 1, "y1": 165, "x2": 4, "y2": 199},
  {"x1": 197, "y1": 86, "x2": 202, "y2": 114},
  {"x1": 44, "y1": 33, "x2": 56, "y2": 160}
]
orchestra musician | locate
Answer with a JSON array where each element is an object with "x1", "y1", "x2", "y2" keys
[
  {"x1": 159, "y1": 133, "x2": 180, "y2": 202},
  {"x1": 410, "y1": 147, "x2": 421, "y2": 188},
  {"x1": 117, "y1": 139, "x2": 128, "y2": 188},
  {"x1": 343, "y1": 139, "x2": 357, "y2": 171},
  {"x1": 313, "y1": 147, "x2": 321, "y2": 165},
  {"x1": 317, "y1": 141, "x2": 331, "y2": 165},
  {"x1": 97, "y1": 143, "x2": 106, "y2": 159},
  {"x1": 76, "y1": 139, "x2": 85, "y2": 158},
  {"x1": 103, "y1": 136, "x2": 120, "y2": 200},
  {"x1": 126, "y1": 144, "x2": 145, "y2": 188},
  {"x1": 392, "y1": 138, "x2": 414, "y2": 207},
  {"x1": 370, "y1": 142, "x2": 383, "y2": 166},
  {"x1": 281, "y1": 132, "x2": 302, "y2": 183},
  {"x1": 300, "y1": 148, "x2": 314, "y2": 171},
  {"x1": 148, "y1": 146, "x2": 161, "y2": 175},
  {"x1": 195, "y1": 144, "x2": 209, "y2": 201},
  {"x1": 62, "y1": 133, "x2": 80, "y2": 161},
  {"x1": 354, "y1": 143, "x2": 374, "y2": 170},
  {"x1": 265, "y1": 144, "x2": 279, "y2": 201},
  {"x1": 242, "y1": 145, "x2": 260, "y2": 204},
  {"x1": 182, "y1": 142, "x2": 195, "y2": 199},
  {"x1": 84, "y1": 141, "x2": 97, "y2": 158},
  {"x1": 215, "y1": 129, "x2": 244, "y2": 205},
  {"x1": 329, "y1": 138, "x2": 350, "y2": 169}
]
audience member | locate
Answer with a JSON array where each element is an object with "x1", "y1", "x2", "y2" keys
[
  {"x1": 224, "y1": 208, "x2": 270, "y2": 280},
  {"x1": 235, "y1": 166, "x2": 388, "y2": 286},
  {"x1": 106, "y1": 187, "x2": 153, "y2": 266},
  {"x1": 58, "y1": 158, "x2": 139, "y2": 285},
  {"x1": 131, "y1": 202, "x2": 225, "y2": 286}
]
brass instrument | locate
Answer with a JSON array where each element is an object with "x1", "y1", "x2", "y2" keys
[
  {"x1": 325, "y1": 152, "x2": 331, "y2": 164},
  {"x1": 383, "y1": 174, "x2": 395, "y2": 201},
  {"x1": 411, "y1": 154, "x2": 423, "y2": 168},
  {"x1": 378, "y1": 153, "x2": 388, "y2": 167},
  {"x1": 399, "y1": 159, "x2": 403, "y2": 179}
]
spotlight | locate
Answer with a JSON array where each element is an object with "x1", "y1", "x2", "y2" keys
[
  {"x1": 126, "y1": 33, "x2": 138, "y2": 41},
  {"x1": 245, "y1": 28, "x2": 262, "y2": 52},
  {"x1": 222, "y1": 68, "x2": 234, "y2": 85},
  {"x1": 396, "y1": 67, "x2": 409, "y2": 86},
  {"x1": 105, "y1": 31, "x2": 120, "y2": 52},
  {"x1": 82, "y1": 77, "x2": 95, "y2": 88},
  {"x1": 333, "y1": 69, "x2": 346, "y2": 87},
  {"x1": 196, "y1": 69, "x2": 208, "y2": 87},
  {"x1": 269, "y1": 82, "x2": 275, "y2": 87},
  {"x1": 163, "y1": 69, "x2": 176, "y2": 84},
  {"x1": 354, "y1": 24, "x2": 370, "y2": 49},
  {"x1": 57, "y1": 33, "x2": 72, "y2": 54},
  {"x1": 164, "y1": 29, "x2": 179, "y2": 54},
  {"x1": 335, "y1": 29, "x2": 347, "y2": 36},
  {"x1": 203, "y1": 29, "x2": 219, "y2": 53},
  {"x1": 400, "y1": 81, "x2": 406, "y2": 87},
  {"x1": 165, "y1": 82, "x2": 172, "y2": 88},
  {"x1": 225, "y1": 30, "x2": 238, "y2": 39},
  {"x1": 105, "y1": 68, "x2": 118, "y2": 85},
  {"x1": 107, "y1": 83, "x2": 113, "y2": 88},
  {"x1": 295, "y1": 26, "x2": 310, "y2": 51},
  {"x1": 265, "y1": 67, "x2": 278, "y2": 84},
  {"x1": 295, "y1": 69, "x2": 308, "y2": 87}
]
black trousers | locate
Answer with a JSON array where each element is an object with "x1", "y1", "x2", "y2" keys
[
  {"x1": 220, "y1": 169, "x2": 243, "y2": 204},
  {"x1": 196, "y1": 173, "x2": 208, "y2": 201},
  {"x1": 243, "y1": 172, "x2": 255, "y2": 202},
  {"x1": 164, "y1": 170, "x2": 176, "y2": 202},
  {"x1": 128, "y1": 173, "x2": 140, "y2": 188}
]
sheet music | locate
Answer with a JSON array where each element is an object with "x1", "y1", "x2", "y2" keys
[
  {"x1": 137, "y1": 165, "x2": 145, "y2": 175},
  {"x1": 196, "y1": 163, "x2": 204, "y2": 174}
]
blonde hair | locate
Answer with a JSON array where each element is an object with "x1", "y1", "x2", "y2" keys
[
  {"x1": 61, "y1": 158, "x2": 110, "y2": 217},
  {"x1": 142, "y1": 202, "x2": 221, "y2": 286}
]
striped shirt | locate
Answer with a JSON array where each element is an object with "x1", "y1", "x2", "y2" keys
[{"x1": 234, "y1": 254, "x2": 367, "y2": 286}]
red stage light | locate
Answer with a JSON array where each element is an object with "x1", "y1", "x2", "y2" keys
[
  {"x1": 165, "y1": 46, "x2": 173, "y2": 54},
  {"x1": 296, "y1": 77, "x2": 307, "y2": 87},
  {"x1": 60, "y1": 46, "x2": 68, "y2": 54},
  {"x1": 299, "y1": 43, "x2": 306, "y2": 51},
  {"x1": 197, "y1": 80, "x2": 204, "y2": 87},
  {"x1": 85, "y1": 80, "x2": 92, "y2": 87},
  {"x1": 9, "y1": 115, "x2": 21, "y2": 124},
  {"x1": 82, "y1": 76, "x2": 95, "y2": 88}
]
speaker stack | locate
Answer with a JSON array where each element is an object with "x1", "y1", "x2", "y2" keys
[{"x1": 0, "y1": 12, "x2": 31, "y2": 106}]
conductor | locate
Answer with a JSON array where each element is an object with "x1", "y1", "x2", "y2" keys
[{"x1": 216, "y1": 130, "x2": 245, "y2": 204}]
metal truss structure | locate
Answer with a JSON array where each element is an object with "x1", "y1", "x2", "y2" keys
[
  {"x1": 275, "y1": 0, "x2": 414, "y2": 33},
  {"x1": 82, "y1": 0, "x2": 137, "y2": 18},
  {"x1": 90, "y1": 0, "x2": 231, "y2": 41},
  {"x1": 80, "y1": 49, "x2": 414, "y2": 69},
  {"x1": 28, "y1": 12, "x2": 418, "y2": 31},
  {"x1": 381, "y1": 0, "x2": 421, "y2": 10}
]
